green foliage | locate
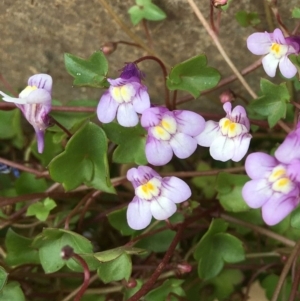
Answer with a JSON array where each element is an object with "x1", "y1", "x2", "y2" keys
[
  {"x1": 220, "y1": 0, "x2": 233, "y2": 11},
  {"x1": 97, "y1": 253, "x2": 132, "y2": 283},
  {"x1": 290, "y1": 206, "x2": 300, "y2": 229},
  {"x1": 94, "y1": 246, "x2": 146, "y2": 262},
  {"x1": 235, "y1": 11, "x2": 260, "y2": 27},
  {"x1": 102, "y1": 122, "x2": 147, "y2": 165},
  {"x1": 166, "y1": 55, "x2": 220, "y2": 98},
  {"x1": 216, "y1": 172, "x2": 250, "y2": 212},
  {"x1": 32, "y1": 228, "x2": 94, "y2": 273},
  {"x1": 15, "y1": 172, "x2": 48, "y2": 194},
  {"x1": 0, "y1": 282, "x2": 25, "y2": 301},
  {"x1": 0, "y1": 267, "x2": 8, "y2": 291},
  {"x1": 49, "y1": 122, "x2": 115, "y2": 193},
  {"x1": 145, "y1": 279, "x2": 185, "y2": 301},
  {"x1": 292, "y1": 7, "x2": 300, "y2": 18},
  {"x1": 128, "y1": 0, "x2": 166, "y2": 25},
  {"x1": 194, "y1": 219, "x2": 245, "y2": 280},
  {"x1": 26, "y1": 197, "x2": 57, "y2": 221},
  {"x1": 249, "y1": 79, "x2": 290, "y2": 128},
  {"x1": 5, "y1": 229, "x2": 40, "y2": 266},
  {"x1": 124, "y1": 279, "x2": 143, "y2": 299},
  {"x1": 261, "y1": 274, "x2": 292, "y2": 300},
  {"x1": 64, "y1": 51, "x2": 108, "y2": 87}
]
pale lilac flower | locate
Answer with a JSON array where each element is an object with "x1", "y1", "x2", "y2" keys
[
  {"x1": 97, "y1": 63, "x2": 150, "y2": 127},
  {"x1": 242, "y1": 152, "x2": 300, "y2": 226},
  {"x1": 196, "y1": 103, "x2": 251, "y2": 162},
  {"x1": 0, "y1": 74, "x2": 52, "y2": 153},
  {"x1": 126, "y1": 166, "x2": 191, "y2": 230},
  {"x1": 141, "y1": 107, "x2": 205, "y2": 166},
  {"x1": 247, "y1": 28, "x2": 300, "y2": 78}
]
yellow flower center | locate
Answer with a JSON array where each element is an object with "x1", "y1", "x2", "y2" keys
[
  {"x1": 19, "y1": 85, "x2": 38, "y2": 99},
  {"x1": 111, "y1": 85, "x2": 135, "y2": 103},
  {"x1": 135, "y1": 178, "x2": 161, "y2": 200},
  {"x1": 270, "y1": 43, "x2": 288, "y2": 59},
  {"x1": 219, "y1": 118, "x2": 243, "y2": 138},
  {"x1": 151, "y1": 115, "x2": 177, "y2": 140},
  {"x1": 269, "y1": 165, "x2": 294, "y2": 194}
]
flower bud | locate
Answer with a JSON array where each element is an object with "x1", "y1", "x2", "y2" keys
[
  {"x1": 177, "y1": 262, "x2": 192, "y2": 274},
  {"x1": 212, "y1": 0, "x2": 228, "y2": 7},
  {"x1": 101, "y1": 42, "x2": 117, "y2": 55},
  {"x1": 219, "y1": 90, "x2": 235, "y2": 104}
]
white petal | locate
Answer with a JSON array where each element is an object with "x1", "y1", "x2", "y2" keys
[
  {"x1": 0, "y1": 91, "x2": 25, "y2": 104},
  {"x1": 150, "y1": 196, "x2": 177, "y2": 220},
  {"x1": 262, "y1": 53, "x2": 279, "y2": 77},
  {"x1": 161, "y1": 177, "x2": 191, "y2": 203},
  {"x1": 170, "y1": 133, "x2": 197, "y2": 159},
  {"x1": 117, "y1": 103, "x2": 139, "y2": 127},
  {"x1": 127, "y1": 197, "x2": 152, "y2": 230},
  {"x1": 195, "y1": 120, "x2": 219, "y2": 147},
  {"x1": 231, "y1": 134, "x2": 252, "y2": 162},
  {"x1": 210, "y1": 135, "x2": 234, "y2": 162},
  {"x1": 279, "y1": 56, "x2": 297, "y2": 79}
]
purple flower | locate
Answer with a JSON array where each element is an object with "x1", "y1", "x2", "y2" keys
[
  {"x1": 126, "y1": 166, "x2": 191, "y2": 230},
  {"x1": 0, "y1": 74, "x2": 52, "y2": 153},
  {"x1": 242, "y1": 152, "x2": 300, "y2": 226},
  {"x1": 97, "y1": 63, "x2": 150, "y2": 127},
  {"x1": 247, "y1": 28, "x2": 299, "y2": 78},
  {"x1": 196, "y1": 103, "x2": 252, "y2": 162},
  {"x1": 141, "y1": 107, "x2": 205, "y2": 166}
]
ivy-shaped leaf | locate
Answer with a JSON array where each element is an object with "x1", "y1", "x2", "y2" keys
[
  {"x1": 249, "y1": 79, "x2": 290, "y2": 128},
  {"x1": 0, "y1": 267, "x2": 8, "y2": 291},
  {"x1": 102, "y1": 122, "x2": 147, "y2": 165},
  {"x1": 292, "y1": 7, "x2": 300, "y2": 18},
  {"x1": 0, "y1": 282, "x2": 26, "y2": 301},
  {"x1": 194, "y1": 219, "x2": 245, "y2": 280},
  {"x1": 64, "y1": 51, "x2": 108, "y2": 87},
  {"x1": 235, "y1": 11, "x2": 260, "y2": 27},
  {"x1": 128, "y1": 0, "x2": 166, "y2": 25},
  {"x1": 49, "y1": 122, "x2": 115, "y2": 193},
  {"x1": 166, "y1": 55, "x2": 221, "y2": 98},
  {"x1": 26, "y1": 198, "x2": 57, "y2": 221}
]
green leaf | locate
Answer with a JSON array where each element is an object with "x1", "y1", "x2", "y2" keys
[
  {"x1": 0, "y1": 282, "x2": 25, "y2": 301},
  {"x1": 194, "y1": 219, "x2": 245, "y2": 280},
  {"x1": 220, "y1": 0, "x2": 233, "y2": 11},
  {"x1": 32, "y1": 228, "x2": 94, "y2": 273},
  {"x1": 64, "y1": 51, "x2": 108, "y2": 87},
  {"x1": 15, "y1": 172, "x2": 48, "y2": 195},
  {"x1": 124, "y1": 279, "x2": 143, "y2": 299},
  {"x1": 102, "y1": 122, "x2": 147, "y2": 165},
  {"x1": 97, "y1": 253, "x2": 132, "y2": 283},
  {"x1": 216, "y1": 172, "x2": 250, "y2": 212},
  {"x1": 249, "y1": 79, "x2": 290, "y2": 128},
  {"x1": 49, "y1": 122, "x2": 115, "y2": 193},
  {"x1": 261, "y1": 274, "x2": 292, "y2": 300},
  {"x1": 0, "y1": 267, "x2": 8, "y2": 291},
  {"x1": 235, "y1": 11, "x2": 260, "y2": 27},
  {"x1": 166, "y1": 55, "x2": 220, "y2": 98},
  {"x1": 145, "y1": 279, "x2": 185, "y2": 301},
  {"x1": 107, "y1": 207, "x2": 136, "y2": 236},
  {"x1": 291, "y1": 206, "x2": 300, "y2": 229},
  {"x1": 292, "y1": 7, "x2": 300, "y2": 18},
  {"x1": 94, "y1": 246, "x2": 146, "y2": 262},
  {"x1": 26, "y1": 197, "x2": 57, "y2": 221},
  {"x1": 128, "y1": 0, "x2": 166, "y2": 25},
  {"x1": 5, "y1": 229, "x2": 40, "y2": 266}
]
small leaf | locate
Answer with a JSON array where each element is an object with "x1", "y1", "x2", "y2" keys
[
  {"x1": 128, "y1": 0, "x2": 166, "y2": 25},
  {"x1": 291, "y1": 206, "x2": 300, "y2": 229},
  {"x1": 15, "y1": 172, "x2": 48, "y2": 195},
  {"x1": 292, "y1": 7, "x2": 300, "y2": 18},
  {"x1": 235, "y1": 11, "x2": 260, "y2": 27},
  {"x1": 94, "y1": 246, "x2": 146, "y2": 262},
  {"x1": 0, "y1": 267, "x2": 8, "y2": 291},
  {"x1": 0, "y1": 282, "x2": 26, "y2": 301},
  {"x1": 64, "y1": 51, "x2": 108, "y2": 87},
  {"x1": 166, "y1": 55, "x2": 220, "y2": 98},
  {"x1": 261, "y1": 274, "x2": 292, "y2": 300},
  {"x1": 26, "y1": 198, "x2": 57, "y2": 221},
  {"x1": 102, "y1": 122, "x2": 147, "y2": 165},
  {"x1": 49, "y1": 122, "x2": 115, "y2": 193},
  {"x1": 216, "y1": 172, "x2": 250, "y2": 212},
  {"x1": 97, "y1": 253, "x2": 132, "y2": 283},
  {"x1": 249, "y1": 79, "x2": 290, "y2": 128},
  {"x1": 194, "y1": 219, "x2": 245, "y2": 280}
]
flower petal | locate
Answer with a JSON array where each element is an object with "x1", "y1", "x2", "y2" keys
[
  {"x1": 28, "y1": 74, "x2": 53, "y2": 93},
  {"x1": 132, "y1": 84, "x2": 150, "y2": 113},
  {"x1": 161, "y1": 177, "x2": 191, "y2": 203},
  {"x1": 117, "y1": 103, "x2": 139, "y2": 127},
  {"x1": 0, "y1": 91, "x2": 25, "y2": 104},
  {"x1": 278, "y1": 56, "x2": 297, "y2": 79},
  {"x1": 230, "y1": 105, "x2": 250, "y2": 129},
  {"x1": 97, "y1": 92, "x2": 118, "y2": 123},
  {"x1": 231, "y1": 134, "x2": 252, "y2": 162},
  {"x1": 195, "y1": 120, "x2": 219, "y2": 147},
  {"x1": 262, "y1": 192, "x2": 299, "y2": 226},
  {"x1": 173, "y1": 110, "x2": 205, "y2": 136},
  {"x1": 127, "y1": 166, "x2": 160, "y2": 187},
  {"x1": 272, "y1": 28, "x2": 286, "y2": 45},
  {"x1": 245, "y1": 152, "x2": 277, "y2": 179},
  {"x1": 247, "y1": 32, "x2": 272, "y2": 55},
  {"x1": 150, "y1": 196, "x2": 177, "y2": 220},
  {"x1": 170, "y1": 133, "x2": 197, "y2": 159},
  {"x1": 209, "y1": 135, "x2": 234, "y2": 161},
  {"x1": 242, "y1": 179, "x2": 272, "y2": 208},
  {"x1": 145, "y1": 137, "x2": 173, "y2": 166},
  {"x1": 127, "y1": 197, "x2": 152, "y2": 230},
  {"x1": 141, "y1": 107, "x2": 168, "y2": 128},
  {"x1": 34, "y1": 128, "x2": 45, "y2": 154},
  {"x1": 262, "y1": 53, "x2": 279, "y2": 77},
  {"x1": 26, "y1": 89, "x2": 52, "y2": 104}
]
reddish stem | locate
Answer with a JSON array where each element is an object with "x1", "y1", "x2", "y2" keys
[
  {"x1": 0, "y1": 74, "x2": 18, "y2": 97},
  {"x1": 73, "y1": 253, "x2": 90, "y2": 301}
]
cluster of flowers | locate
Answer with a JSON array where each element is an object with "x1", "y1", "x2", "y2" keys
[{"x1": 1, "y1": 27, "x2": 299, "y2": 229}]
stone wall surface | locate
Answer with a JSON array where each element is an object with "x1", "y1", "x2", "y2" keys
[{"x1": 0, "y1": 0, "x2": 299, "y2": 109}]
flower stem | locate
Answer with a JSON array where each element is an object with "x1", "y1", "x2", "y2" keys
[
  {"x1": 134, "y1": 55, "x2": 171, "y2": 109},
  {"x1": 49, "y1": 116, "x2": 72, "y2": 138}
]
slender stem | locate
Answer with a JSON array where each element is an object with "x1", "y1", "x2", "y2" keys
[
  {"x1": 116, "y1": 40, "x2": 143, "y2": 49},
  {"x1": 49, "y1": 116, "x2": 72, "y2": 138},
  {"x1": 209, "y1": 2, "x2": 217, "y2": 34},
  {"x1": 172, "y1": 90, "x2": 178, "y2": 110},
  {"x1": 288, "y1": 262, "x2": 300, "y2": 301},
  {"x1": 0, "y1": 74, "x2": 18, "y2": 97},
  {"x1": 218, "y1": 213, "x2": 296, "y2": 247},
  {"x1": 127, "y1": 225, "x2": 184, "y2": 301},
  {"x1": 134, "y1": 55, "x2": 170, "y2": 109},
  {"x1": 98, "y1": 0, "x2": 170, "y2": 68},
  {"x1": 264, "y1": 0, "x2": 274, "y2": 31},
  {"x1": 142, "y1": 20, "x2": 153, "y2": 48},
  {"x1": 271, "y1": 241, "x2": 300, "y2": 301},
  {"x1": 186, "y1": 0, "x2": 257, "y2": 99},
  {"x1": 245, "y1": 252, "x2": 280, "y2": 259}
]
